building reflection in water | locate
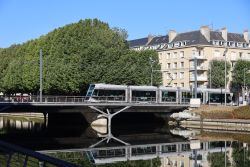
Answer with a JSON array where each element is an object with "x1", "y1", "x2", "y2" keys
[{"x1": 0, "y1": 115, "x2": 44, "y2": 132}]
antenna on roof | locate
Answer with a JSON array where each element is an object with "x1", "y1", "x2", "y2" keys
[{"x1": 207, "y1": 22, "x2": 214, "y2": 30}]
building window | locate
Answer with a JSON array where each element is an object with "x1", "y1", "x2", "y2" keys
[
  {"x1": 231, "y1": 51, "x2": 236, "y2": 60},
  {"x1": 192, "y1": 50, "x2": 196, "y2": 56},
  {"x1": 167, "y1": 53, "x2": 171, "y2": 59},
  {"x1": 239, "y1": 52, "x2": 243, "y2": 58},
  {"x1": 173, "y1": 73, "x2": 177, "y2": 79},
  {"x1": 180, "y1": 51, "x2": 184, "y2": 58},
  {"x1": 167, "y1": 63, "x2": 171, "y2": 69},
  {"x1": 173, "y1": 62, "x2": 177, "y2": 69},
  {"x1": 166, "y1": 73, "x2": 171, "y2": 79},
  {"x1": 173, "y1": 52, "x2": 177, "y2": 58},
  {"x1": 180, "y1": 83, "x2": 184, "y2": 87},
  {"x1": 180, "y1": 72, "x2": 184, "y2": 79},
  {"x1": 180, "y1": 62, "x2": 184, "y2": 68},
  {"x1": 173, "y1": 83, "x2": 177, "y2": 87},
  {"x1": 213, "y1": 50, "x2": 220, "y2": 57}
]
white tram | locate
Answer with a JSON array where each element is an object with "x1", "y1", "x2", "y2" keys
[{"x1": 85, "y1": 84, "x2": 232, "y2": 104}]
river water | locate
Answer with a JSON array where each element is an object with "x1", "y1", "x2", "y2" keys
[{"x1": 0, "y1": 112, "x2": 249, "y2": 167}]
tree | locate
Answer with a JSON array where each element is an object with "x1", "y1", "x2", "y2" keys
[
  {"x1": 231, "y1": 60, "x2": 250, "y2": 90},
  {"x1": 208, "y1": 59, "x2": 231, "y2": 88},
  {"x1": 0, "y1": 19, "x2": 161, "y2": 95},
  {"x1": 231, "y1": 60, "x2": 250, "y2": 103},
  {"x1": 208, "y1": 152, "x2": 230, "y2": 167}
]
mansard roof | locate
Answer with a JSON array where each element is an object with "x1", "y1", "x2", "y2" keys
[
  {"x1": 128, "y1": 37, "x2": 148, "y2": 47},
  {"x1": 210, "y1": 31, "x2": 224, "y2": 41},
  {"x1": 147, "y1": 35, "x2": 169, "y2": 45},
  {"x1": 227, "y1": 33, "x2": 246, "y2": 42},
  {"x1": 128, "y1": 29, "x2": 249, "y2": 49},
  {"x1": 172, "y1": 31, "x2": 210, "y2": 45}
]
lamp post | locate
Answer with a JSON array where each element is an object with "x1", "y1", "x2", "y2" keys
[
  {"x1": 209, "y1": 65, "x2": 212, "y2": 105},
  {"x1": 243, "y1": 68, "x2": 250, "y2": 103},
  {"x1": 40, "y1": 49, "x2": 43, "y2": 102},
  {"x1": 223, "y1": 48, "x2": 228, "y2": 106},
  {"x1": 149, "y1": 57, "x2": 155, "y2": 86}
]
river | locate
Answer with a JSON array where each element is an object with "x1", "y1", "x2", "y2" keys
[{"x1": 0, "y1": 112, "x2": 249, "y2": 167}]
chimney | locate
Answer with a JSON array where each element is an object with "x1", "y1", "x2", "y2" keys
[
  {"x1": 243, "y1": 29, "x2": 249, "y2": 43},
  {"x1": 220, "y1": 27, "x2": 228, "y2": 41},
  {"x1": 168, "y1": 30, "x2": 177, "y2": 43},
  {"x1": 147, "y1": 34, "x2": 154, "y2": 44},
  {"x1": 200, "y1": 26, "x2": 210, "y2": 42}
]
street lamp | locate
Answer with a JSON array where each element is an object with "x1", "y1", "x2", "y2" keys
[
  {"x1": 223, "y1": 48, "x2": 228, "y2": 106},
  {"x1": 149, "y1": 57, "x2": 155, "y2": 86},
  {"x1": 209, "y1": 62, "x2": 212, "y2": 105},
  {"x1": 243, "y1": 68, "x2": 250, "y2": 103},
  {"x1": 40, "y1": 49, "x2": 43, "y2": 102}
]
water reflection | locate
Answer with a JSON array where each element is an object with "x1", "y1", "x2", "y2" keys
[
  {"x1": 1, "y1": 114, "x2": 250, "y2": 167},
  {"x1": 0, "y1": 115, "x2": 44, "y2": 133}
]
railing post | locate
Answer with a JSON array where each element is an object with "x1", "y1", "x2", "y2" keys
[
  {"x1": 23, "y1": 155, "x2": 28, "y2": 167},
  {"x1": 7, "y1": 153, "x2": 12, "y2": 167}
]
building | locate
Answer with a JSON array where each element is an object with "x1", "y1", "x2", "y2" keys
[{"x1": 129, "y1": 26, "x2": 250, "y2": 89}]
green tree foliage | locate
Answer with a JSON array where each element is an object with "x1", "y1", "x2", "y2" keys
[
  {"x1": 0, "y1": 19, "x2": 161, "y2": 95},
  {"x1": 232, "y1": 146, "x2": 250, "y2": 167},
  {"x1": 231, "y1": 60, "x2": 250, "y2": 90},
  {"x1": 208, "y1": 59, "x2": 231, "y2": 88},
  {"x1": 207, "y1": 152, "x2": 230, "y2": 167}
]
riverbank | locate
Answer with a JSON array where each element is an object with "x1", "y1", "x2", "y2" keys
[
  {"x1": 179, "y1": 105, "x2": 250, "y2": 131},
  {"x1": 192, "y1": 105, "x2": 250, "y2": 119}
]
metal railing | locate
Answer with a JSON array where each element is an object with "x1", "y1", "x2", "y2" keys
[
  {"x1": 0, "y1": 95, "x2": 191, "y2": 105},
  {"x1": 161, "y1": 97, "x2": 177, "y2": 103},
  {"x1": 0, "y1": 140, "x2": 79, "y2": 167},
  {"x1": 131, "y1": 97, "x2": 157, "y2": 103}
]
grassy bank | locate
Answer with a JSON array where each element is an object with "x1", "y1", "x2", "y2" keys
[{"x1": 193, "y1": 105, "x2": 250, "y2": 119}]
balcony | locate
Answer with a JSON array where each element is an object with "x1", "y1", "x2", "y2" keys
[
  {"x1": 190, "y1": 76, "x2": 207, "y2": 81},
  {"x1": 189, "y1": 66, "x2": 207, "y2": 71},
  {"x1": 190, "y1": 54, "x2": 207, "y2": 60}
]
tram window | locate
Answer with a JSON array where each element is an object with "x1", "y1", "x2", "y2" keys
[
  {"x1": 132, "y1": 90, "x2": 156, "y2": 101},
  {"x1": 92, "y1": 89, "x2": 125, "y2": 97},
  {"x1": 162, "y1": 91, "x2": 176, "y2": 97}
]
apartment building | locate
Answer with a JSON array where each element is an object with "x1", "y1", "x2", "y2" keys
[{"x1": 129, "y1": 26, "x2": 250, "y2": 89}]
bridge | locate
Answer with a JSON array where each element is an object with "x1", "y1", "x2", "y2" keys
[{"x1": 0, "y1": 95, "x2": 191, "y2": 126}]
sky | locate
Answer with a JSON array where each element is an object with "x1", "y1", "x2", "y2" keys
[{"x1": 0, "y1": 0, "x2": 250, "y2": 48}]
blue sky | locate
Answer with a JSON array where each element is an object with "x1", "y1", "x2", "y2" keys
[{"x1": 0, "y1": 0, "x2": 249, "y2": 48}]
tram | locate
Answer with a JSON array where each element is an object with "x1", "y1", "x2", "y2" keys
[{"x1": 85, "y1": 83, "x2": 232, "y2": 104}]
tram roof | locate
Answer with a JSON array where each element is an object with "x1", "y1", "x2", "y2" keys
[
  {"x1": 129, "y1": 85, "x2": 157, "y2": 90},
  {"x1": 93, "y1": 84, "x2": 128, "y2": 90}
]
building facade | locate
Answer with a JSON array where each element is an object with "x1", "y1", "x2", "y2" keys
[{"x1": 129, "y1": 26, "x2": 250, "y2": 89}]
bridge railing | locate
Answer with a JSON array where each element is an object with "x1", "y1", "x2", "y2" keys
[
  {"x1": 0, "y1": 140, "x2": 79, "y2": 167},
  {"x1": 0, "y1": 95, "x2": 191, "y2": 104}
]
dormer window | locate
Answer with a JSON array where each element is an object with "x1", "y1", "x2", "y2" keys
[
  {"x1": 174, "y1": 42, "x2": 181, "y2": 47},
  {"x1": 213, "y1": 40, "x2": 219, "y2": 45},
  {"x1": 219, "y1": 41, "x2": 225, "y2": 46},
  {"x1": 227, "y1": 41, "x2": 235, "y2": 47},
  {"x1": 168, "y1": 43, "x2": 174, "y2": 48},
  {"x1": 237, "y1": 42, "x2": 243, "y2": 47}
]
